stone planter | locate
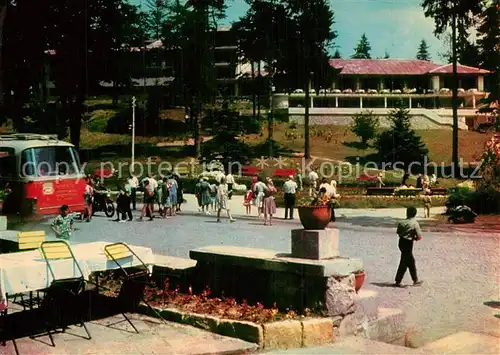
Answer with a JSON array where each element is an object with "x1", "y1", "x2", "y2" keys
[
  {"x1": 298, "y1": 206, "x2": 331, "y2": 230},
  {"x1": 138, "y1": 304, "x2": 336, "y2": 349},
  {"x1": 355, "y1": 271, "x2": 365, "y2": 293}
]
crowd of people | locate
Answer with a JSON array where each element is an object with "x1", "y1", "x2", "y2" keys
[
  {"x1": 193, "y1": 168, "x2": 338, "y2": 226},
  {"x1": 82, "y1": 172, "x2": 185, "y2": 223}
]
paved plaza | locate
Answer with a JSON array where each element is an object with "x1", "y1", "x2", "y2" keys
[
  {"x1": 16, "y1": 196, "x2": 500, "y2": 347},
  {"x1": 2, "y1": 313, "x2": 257, "y2": 355}
]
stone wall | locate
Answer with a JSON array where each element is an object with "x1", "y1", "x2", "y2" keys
[
  {"x1": 189, "y1": 245, "x2": 363, "y2": 317},
  {"x1": 289, "y1": 115, "x2": 448, "y2": 130}
]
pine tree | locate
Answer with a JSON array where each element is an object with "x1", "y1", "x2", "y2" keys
[
  {"x1": 375, "y1": 106, "x2": 429, "y2": 169},
  {"x1": 422, "y1": 0, "x2": 482, "y2": 174},
  {"x1": 384, "y1": 51, "x2": 390, "y2": 59},
  {"x1": 416, "y1": 39, "x2": 431, "y2": 61},
  {"x1": 477, "y1": 1, "x2": 500, "y2": 124},
  {"x1": 351, "y1": 33, "x2": 371, "y2": 59},
  {"x1": 333, "y1": 48, "x2": 341, "y2": 58}
]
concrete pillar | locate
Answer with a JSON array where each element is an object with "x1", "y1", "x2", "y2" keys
[
  {"x1": 431, "y1": 75, "x2": 440, "y2": 91},
  {"x1": 379, "y1": 79, "x2": 384, "y2": 90},
  {"x1": 360, "y1": 97, "x2": 363, "y2": 109},
  {"x1": 356, "y1": 78, "x2": 361, "y2": 90},
  {"x1": 291, "y1": 229, "x2": 340, "y2": 260},
  {"x1": 234, "y1": 82, "x2": 239, "y2": 97},
  {"x1": 311, "y1": 97, "x2": 314, "y2": 108},
  {"x1": 409, "y1": 97, "x2": 412, "y2": 109},
  {"x1": 384, "y1": 97, "x2": 387, "y2": 108},
  {"x1": 472, "y1": 95, "x2": 476, "y2": 109},
  {"x1": 477, "y1": 76, "x2": 484, "y2": 92},
  {"x1": 335, "y1": 96, "x2": 339, "y2": 108}
]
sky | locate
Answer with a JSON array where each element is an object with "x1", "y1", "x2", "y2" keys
[{"x1": 132, "y1": 0, "x2": 447, "y2": 62}]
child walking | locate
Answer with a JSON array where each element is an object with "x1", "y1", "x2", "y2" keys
[
  {"x1": 423, "y1": 193, "x2": 432, "y2": 218},
  {"x1": 160, "y1": 177, "x2": 170, "y2": 218},
  {"x1": 51, "y1": 205, "x2": 74, "y2": 240},
  {"x1": 394, "y1": 207, "x2": 424, "y2": 287},
  {"x1": 243, "y1": 189, "x2": 253, "y2": 215},
  {"x1": 210, "y1": 182, "x2": 218, "y2": 212}
]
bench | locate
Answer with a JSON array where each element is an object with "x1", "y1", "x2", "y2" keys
[
  {"x1": 430, "y1": 188, "x2": 448, "y2": 196},
  {"x1": 273, "y1": 169, "x2": 296, "y2": 178},
  {"x1": 241, "y1": 166, "x2": 261, "y2": 176},
  {"x1": 366, "y1": 187, "x2": 395, "y2": 195},
  {"x1": 357, "y1": 174, "x2": 378, "y2": 182}
]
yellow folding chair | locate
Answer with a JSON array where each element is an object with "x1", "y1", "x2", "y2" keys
[
  {"x1": 11, "y1": 231, "x2": 47, "y2": 310},
  {"x1": 17, "y1": 231, "x2": 46, "y2": 251},
  {"x1": 37, "y1": 240, "x2": 91, "y2": 346},
  {"x1": 103, "y1": 243, "x2": 164, "y2": 333}
]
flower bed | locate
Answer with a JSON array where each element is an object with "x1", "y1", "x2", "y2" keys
[
  {"x1": 339, "y1": 195, "x2": 447, "y2": 209},
  {"x1": 144, "y1": 285, "x2": 305, "y2": 324},
  {"x1": 96, "y1": 273, "x2": 314, "y2": 324},
  {"x1": 274, "y1": 192, "x2": 447, "y2": 209}
]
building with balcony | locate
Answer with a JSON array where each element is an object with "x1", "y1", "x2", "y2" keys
[{"x1": 268, "y1": 59, "x2": 493, "y2": 130}]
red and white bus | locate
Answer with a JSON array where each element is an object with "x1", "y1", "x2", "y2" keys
[{"x1": 0, "y1": 134, "x2": 86, "y2": 216}]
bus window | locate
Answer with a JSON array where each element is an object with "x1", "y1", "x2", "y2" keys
[
  {"x1": 21, "y1": 146, "x2": 81, "y2": 177},
  {"x1": 0, "y1": 149, "x2": 16, "y2": 178}
]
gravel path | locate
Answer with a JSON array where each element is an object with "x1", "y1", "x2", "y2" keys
[{"x1": 16, "y1": 204, "x2": 500, "y2": 345}]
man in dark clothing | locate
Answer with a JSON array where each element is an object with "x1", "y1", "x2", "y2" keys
[
  {"x1": 115, "y1": 189, "x2": 132, "y2": 222},
  {"x1": 283, "y1": 175, "x2": 298, "y2": 220},
  {"x1": 401, "y1": 172, "x2": 409, "y2": 186},
  {"x1": 416, "y1": 174, "x2": 423, "y2": 189},
  {"x1": 394, "y1": 207, "x2": 424, "y2": 287}
]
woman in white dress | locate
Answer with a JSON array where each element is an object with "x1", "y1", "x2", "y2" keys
[
  {"x1": 253, "y1": 177, "x2": 266, "y2": 218},
  {"x1": 217, "y1": 177, "x2": 235, "y2": 223}
]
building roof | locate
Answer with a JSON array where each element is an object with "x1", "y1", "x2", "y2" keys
[
  {"x1": 428, "y1": 63, "x2": 490, "y2": 74},
  {"x1": 329, "y1": 59, "x2": 490, "y2": 75}
]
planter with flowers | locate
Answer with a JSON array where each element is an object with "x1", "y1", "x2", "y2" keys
[
  {"x1": 296, "y1": 194, "x2": 339, "y2": 230},
  {"x1": 354, "y1": 269, "x2": 366, "y2": 293}
]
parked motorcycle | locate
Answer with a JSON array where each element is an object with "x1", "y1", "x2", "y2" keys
[
  {"x1": 447, "y1": 205, "x2": 477, "y2": 224},
  {"x1": 92, "y1": 189, "x2": 115, "y2": 218}
]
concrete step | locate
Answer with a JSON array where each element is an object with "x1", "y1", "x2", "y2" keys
[
  {"x1": 338, "y1": 289, "x2": 382, "y2": 337},
  {"x1": 419, "y1": 331, "x2": 500, "y2": 354},
  {"x1": 355, "y1": 289, "x2": 379, "y2": 321},
  {"x1": 261, "y1": 336, "x2": 418, "y2": 354},
  {"x1": 338, "y1": 293, "x2": 405, "y2": 344},
  {"x1": 356, "y1": 308, "x2": 406, "y2": 344}
]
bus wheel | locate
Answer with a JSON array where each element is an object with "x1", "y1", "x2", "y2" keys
[{"x1": 105, "y1": 203, "x2": 115, "y2": 218}]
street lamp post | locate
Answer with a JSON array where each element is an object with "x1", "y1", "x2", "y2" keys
[
  {"x1": 269, "y1": 83, "x2": 276, "y2": 157},
  {"x1": 131, "y1": 96, "x2": 136, "y2": 170}
]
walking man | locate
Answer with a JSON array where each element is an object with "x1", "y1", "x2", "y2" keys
[
  {"x1": 283, "y1": 175, "x2": 298, "y2": 220},
  {"x1": 226, "y1": 171, "x2": 235, "y2": 200},
  {"x1": 128, "y1": 173, "x2": 139, "y2": 210},
  {"x1": 295, "y1": 162, "x2": 303, "y2": 191},
  {"x1": 308, "y1": 167, "x2": 319, "y2": 197},
  {"x1": 394, "y1": 207, "x2": 424, "y2": 287}
]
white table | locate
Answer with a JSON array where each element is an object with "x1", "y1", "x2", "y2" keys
[{"x1": 0, "y1": 241, "x2": 155, "y2": 310}]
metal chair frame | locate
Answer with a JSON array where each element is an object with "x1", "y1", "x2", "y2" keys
[
  {"x1": 11, "y1": 231, "x2": 47, "y2": 310},
  {"x1": 37, "y1": 241, "x2": 91, "y2": 346},
  {"x1": 102, "y1": 242, "x2": 166, "y2": 332}
]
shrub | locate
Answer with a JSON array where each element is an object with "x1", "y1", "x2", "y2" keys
[
  {"x1": 375, "y1": 106, "x2": 428, "y2": 168},
  {"x1": 447, "y1": 135, "x2": 500, "y2": 214},
  {"x1": 447, "y1": 187, "x2": 500, "y2": 214},
  {"x1": 351, "y1": 110, "x2": 378, "y2": 146}
]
